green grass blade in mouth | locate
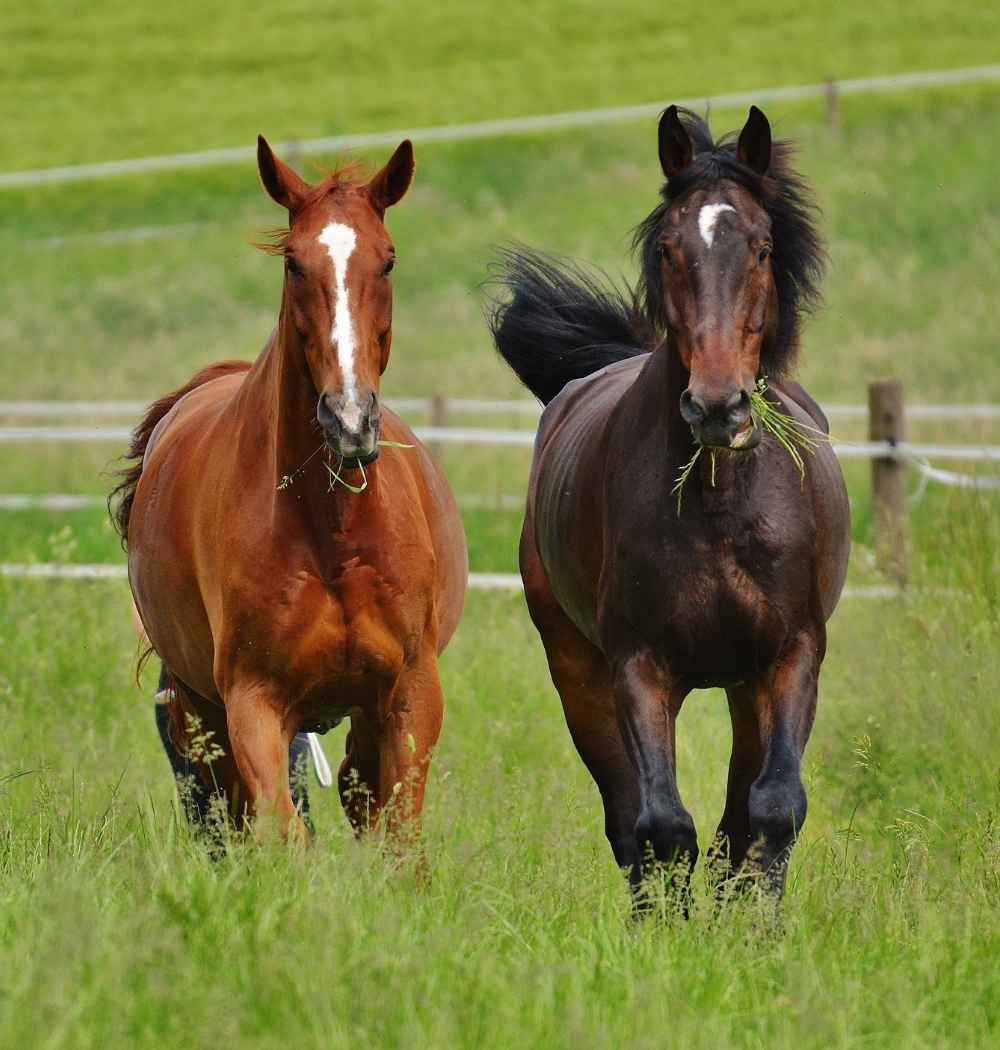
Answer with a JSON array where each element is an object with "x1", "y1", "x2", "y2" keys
[
  {"x1": 750, "y1": 378, "x2": 827, "y2": 484},
  {"x1": 671, "y1": 446, "x2": 702, "y2": 515},
  {"x1": 672, "y1": 380, "x2": 830, "y2": 511},
  {"x1": 324, "y1": 458, "x2": 369, "y2": 494}
]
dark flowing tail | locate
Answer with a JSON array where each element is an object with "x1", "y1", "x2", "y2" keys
[
  {"x1": 108, "y1": 360, "x2": 250, "y2": 548},
  {"x1": 487, "y1": 247, "x2": 650, "y2": 405}
]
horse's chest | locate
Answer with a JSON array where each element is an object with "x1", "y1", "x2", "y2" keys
[
  {"x1": 224, "y1": 560, "x2": 420, "y2": 693},
  {"x1": 608, "y1": 522, "x2": 798, "y2": 679}
]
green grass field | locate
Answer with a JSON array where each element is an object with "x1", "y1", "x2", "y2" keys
[{"x1": 2, "y1": 2, "x2": 999, "y2": 1047}]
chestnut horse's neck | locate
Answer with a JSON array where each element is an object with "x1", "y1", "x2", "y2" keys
[{"x1": 239, "y1": 294, "x2": 379, "y2": 522}]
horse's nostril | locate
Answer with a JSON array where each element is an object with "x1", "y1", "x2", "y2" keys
[
  {"x1": 316, "y1": 393, "x2": 341, "y2": 433},
  {"x1": 680, "y1": 389, "x2": 706, "y2": 424},
  {"x1": 727, "y1": 389, "x2": 752, "y2": 423}
]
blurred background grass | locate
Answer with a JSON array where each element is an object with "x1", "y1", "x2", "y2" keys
[{"x1": 1, "y1": 3, "x2": 999, "y2": 1048}]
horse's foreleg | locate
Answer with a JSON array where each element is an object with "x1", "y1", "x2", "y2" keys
[
  {"x1": 225, "y1": 683, "x2": 309, "y2": 843},
  {"x1": 728, "y1": 628, "x2": 823, "y2": 896},
  {"x1": 377, "y1": 652, "x2": 444, "y2": 845},
  {"x1": 339, "y1": 651, "x2": 444, "y2": 845},
  {"x1": 613, "y1": 651, "x2": 696, "y2": 899},
  {"x1": 522, "y1": 554, "x2": 641, "y2": 879}
]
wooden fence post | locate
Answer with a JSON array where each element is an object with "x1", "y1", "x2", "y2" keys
[
  {"x1": 868, "y1": 379, "x2": 906, "y2": 583},
  {"x1": 429, "y1": 392, "x2": 447, "y2": 462},
  {"x1": 825, "y1": 77, "x2": 840, "y2": 135}
]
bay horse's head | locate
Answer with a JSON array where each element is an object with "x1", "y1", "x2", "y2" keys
[
  {"x1": 257, "y1": 137, "x2": 414, "y2": 463},
  {"x1": 637, "y1": 106, "x2": 824, "y2": 451}
]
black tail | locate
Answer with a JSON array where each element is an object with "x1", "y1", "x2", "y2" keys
[{"x1": 487, "y1": 247, "x2": 649, "y2": 405}]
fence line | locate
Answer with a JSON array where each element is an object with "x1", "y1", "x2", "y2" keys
[
  {"x1": 0, "y1": 562, "x2": 903, "y2": 600},
  {"x1": 4, "y1": 399, "x2": 1000, "y2": 421},
  {"x1": 2, "y1": 64, "x2": 999, "y2": 189},
  {"x1": 0, "y1": 492, "x2": 525, "y2": 512},
  {"x1": 2, "y1": 423, "x2": 999, "y2": 464}
]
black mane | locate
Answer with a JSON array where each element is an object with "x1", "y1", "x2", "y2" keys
[
  {"x1": 634, "y1": 108, "x2": 825, "y2": 378},
  {"x1": 490, "y1": 108, "x2": 824, "y2": 404}
]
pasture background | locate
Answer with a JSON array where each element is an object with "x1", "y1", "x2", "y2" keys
[{"x1": 1, "y1": 2, "x2": 998, "y2": 1047}]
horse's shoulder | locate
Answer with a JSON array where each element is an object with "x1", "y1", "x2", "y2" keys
[
  {"x1": 537, "y1": 355, "x2": 645, "y2": 449},
  {"x1": 771, "y1": 379, "x2": 830, "y2": 435},
  {"x1": 144, "y1": 372, "x2": 245, "y2": 466}
]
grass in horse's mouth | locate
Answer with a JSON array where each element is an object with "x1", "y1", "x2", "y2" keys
[
  {"x1": 279, "y1": 440, "x2": 414, "y2": 494},
  {"x1": 671, "y1": 379, "x2": 826, "y2": 515},
  {"x1": 323, "y1": 439, "x2": 416, "y2": 495}
]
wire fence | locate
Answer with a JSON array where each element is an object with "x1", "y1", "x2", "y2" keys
[{"x1": 2, "y1": 63, "x2": 999, "y2": 189}]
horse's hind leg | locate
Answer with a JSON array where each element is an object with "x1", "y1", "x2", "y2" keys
[
  {"x1": 714, "y1": 685, "x2": 765, "y2": 884},
  {"x1": 521, "y1": 534, "x2": 641, "y2": 881},
  {"x1": 718, "y1": 628, "x2": 822, "y2": 896},
  {"x1": 165, "y1": 677, "x2": 242, "y2": 824}
]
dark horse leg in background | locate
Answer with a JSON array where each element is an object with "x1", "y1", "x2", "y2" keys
[
  {"x1": 715, "y1": 628, "x2": 822, "y2": 893},
  {"x1": 154, "y1": 665, "x2": 313, "y2": 831}
]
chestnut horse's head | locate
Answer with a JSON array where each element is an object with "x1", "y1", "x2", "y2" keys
[
  {"x1": 257, "y1": 137, "x2": 414, "y2": 463},
  {"x1": 637, "y1": 105, "x2": 823, "y2": 450}
]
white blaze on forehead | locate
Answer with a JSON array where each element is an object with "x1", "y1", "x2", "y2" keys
[
  {"x1": 698, "y1": 203, "x2": 736, "y2": 248},
  {"x1": 317, "y1": 221, "x2": 363, "y2": 431}
]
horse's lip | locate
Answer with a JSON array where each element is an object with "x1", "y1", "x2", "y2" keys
[
  {"x1": 324, "y1": 442, "x2": 380, "y2": 467},
  {"x1": 729, "y1": 419, "x2": 758, "y2": 450},
  {"x1": 692, "y1": 419, "x2": 759, "y2": 452}
]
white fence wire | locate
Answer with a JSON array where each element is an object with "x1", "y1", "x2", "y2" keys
[
  {"x1": 2, "y1": 64, "x2": 999, "y2": 189},
  {"x1": 0, "y1": 561, "x2": 905, "y2": 600},
  {"x1": 4, "y1": 399, "x2": 1000, "y2": 420},
  {"x1": 2, "y1": 422, "x2": 999, "y2": 469}
]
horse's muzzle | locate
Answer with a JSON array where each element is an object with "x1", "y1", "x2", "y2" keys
[
  {"x1": 317, "y1": 389, "x2": 381, "y2": 463},
  {"x1": 679, "y1": 388, "x2": 759, "y2": 450}
]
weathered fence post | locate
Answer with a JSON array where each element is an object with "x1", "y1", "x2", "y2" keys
[
  {"x1": 868, "y1": 379, "x2": 906, "y2": 583},
  {"x1": 825, "y1": 77, "x2": 840, "y2": 134},
  {"x1": 429, "y1": 392, "x2": 448, "y2": 461}
]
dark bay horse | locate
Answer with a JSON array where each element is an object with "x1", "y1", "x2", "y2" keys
[
  {"x1": 112, "y1": 138, "x2": 467, "y2": 841},
  {"x1": 491, "y1": 107, "x2": 850, "y2": 898}
]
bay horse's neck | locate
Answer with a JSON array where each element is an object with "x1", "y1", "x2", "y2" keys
[
  {"x1": 631, "y1": 337, "x2": 698, "y2": 464},
  {"x1": 628, "y1": 337, "x2": 751, "y2": 500}
]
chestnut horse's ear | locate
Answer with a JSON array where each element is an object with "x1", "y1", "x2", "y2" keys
[
  {"x1": 737, "y1": 106, "x2": 772, "y2": 175},
  {"x1": 658, "y1": 105, "x2": 693, "y2": 179},
  {"x1": 257, "y1": 135, "x2": 310, "y2": 212},
  {"x1": 366, "y1": 139, "x2": 414, "y2": 215}
]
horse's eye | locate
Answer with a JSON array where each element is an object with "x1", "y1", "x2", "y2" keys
[
  {"x1": 285, "y1": 255, "x2": 303, "y2": 278},
  {"x1": 383, "y1": 256, "x2": 396, "y2": 277},
  {"x1": 659, "y1": 244, "x2": 675, "y2": 269},
  {"x1": 757, "y1": 244, "x2": 772, "y2": 265}
]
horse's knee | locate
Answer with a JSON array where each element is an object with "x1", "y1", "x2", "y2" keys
[
  {"x1": 635, "y1": 805, "x2": 699, "y2": 867},
  {"x1": 748, "y1": 776, "x2": 807, "y2": 856}
]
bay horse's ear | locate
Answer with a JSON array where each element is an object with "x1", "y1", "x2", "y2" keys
[
  {"x1": 257, "y1": 135, "x2": 310, "y2": 212},
  {"x1": 366, "y1": 139, "x2": 414, "y2": 215},
  {"x1": 737, "y1": 106, "x2": 772, "y2": 176},
  {"x1": 658, "y1": 105, "x2": 693, "y2": 179}
]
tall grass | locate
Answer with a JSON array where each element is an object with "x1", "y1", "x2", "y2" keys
[{"x1": 1, "y1": 495, "x2": 998, "y2": 1048}]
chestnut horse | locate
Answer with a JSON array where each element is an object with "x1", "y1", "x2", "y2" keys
[
  {"x1": 112, "y1": 138, "x2": 467, "y2": 841},
  {"x1": 491, "y1": 107, "x2": 849, "y2": 899}
]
